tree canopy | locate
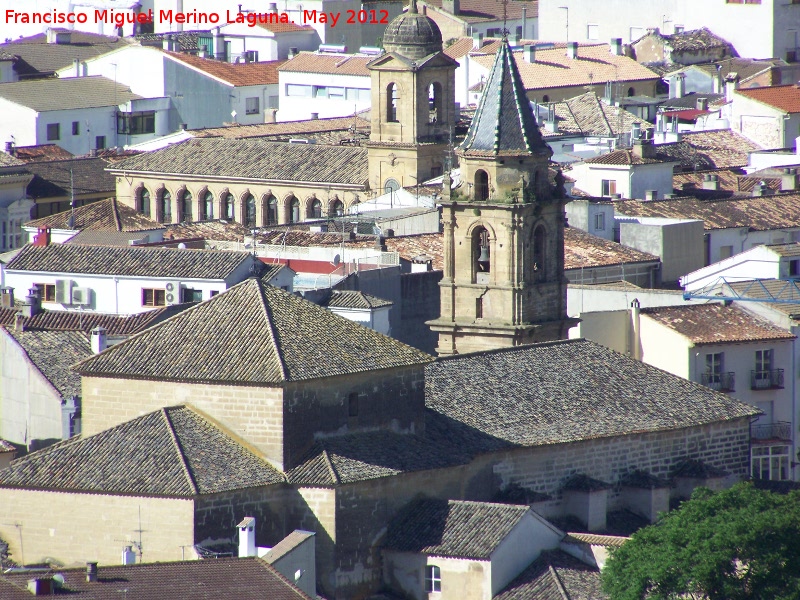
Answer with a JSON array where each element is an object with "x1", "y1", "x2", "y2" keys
[{"x1": 601, "y1": 482, "x2": 800, "y2": 600}]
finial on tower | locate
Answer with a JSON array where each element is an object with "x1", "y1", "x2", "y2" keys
[
  {"x1": 502, "y1": 0, "x2": 508, "y2": 38},
  {"x1": 409, "y1": 0, "x2": 418, "y2": 14}
]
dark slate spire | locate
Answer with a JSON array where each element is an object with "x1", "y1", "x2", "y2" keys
[{"x1": 458, "y1": 40, "x2": 550, "y2": 157}]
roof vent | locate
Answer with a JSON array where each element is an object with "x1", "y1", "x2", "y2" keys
[
  {"x1": 86, "y1": 562, "x2": 98, "y2": 583},
  {"x1": 566, "y1": 41, "x2": 578, "y2": 59}
]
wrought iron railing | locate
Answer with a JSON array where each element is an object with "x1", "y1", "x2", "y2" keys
[
  {"x1": 751, "y1": 369, "x2": 784, "y2": 390},
  {"x1": 751, "y1": 420, "x2": 792, "y2": 441},
  {"x1": 701, "y1": 371, "x2": 735, "y2": 392}
]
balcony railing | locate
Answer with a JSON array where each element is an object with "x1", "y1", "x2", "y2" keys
[
  {"x1": 701, "y1": 372, "x2": 735, "y2": 392},
  {"x1": 751, "y1": 369, "x2": 784, "y2": 390},
  {"x1": 751, "y1": 420, "x2": 792, "y2": 441}
]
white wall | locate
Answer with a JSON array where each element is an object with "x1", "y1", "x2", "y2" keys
[
  {"x1": 638, "y1": 312, "x2": 692, "y2": 378},
  {"x1": 567, "y1": 284, "x2": 688, "y2": 317},
  {"x1": 731, "y1": 91, "x2": 800, "y2": 150},
  {"x1": 278, "y1": 69, "x2": 371, "y2": 121},
  {"x1": 328, "y1": 305, "x2": 391, "y2": 335},
  {"x1": 681, "y1": 245, "x2": 782, "y2": 291},
  {"x1": 0, "y1": 59, "x2": 16, "y2": 83},
  {"x1": 706, "y1": 227, "x2": 800, "y2": 266}
]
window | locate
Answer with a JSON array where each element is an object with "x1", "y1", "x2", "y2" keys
[
  {"x1": 202, "y1": 190, "x2": 214, "y2": 220},
  {"x1": 245, "y1": 194, "x2": 256, "y2": 227},
  {"x1": 384, "y1": 178, "x2": 400, "y2": 195},
  {"x1": 117, "y1": 111, "x2": 156, "y2": 135},
  {"x1": 790, "y1": 259, "x2": 800, "y2": 277},
  {"x1": 533, "y1": 224, "x2": 546, "y2": 282},
  {"x1": 428, "y1": 82, "x2": 442, "y2": 124},
  {"x1": 387, "y1": 83, "x2": 399, "y2": 122},
  {"x1": 224, "y1": 193, "x2": 235, "y2": 221},
  {"x1": 160, "y1": 190, "x2": 172, "y2": 223},
  {"x1": 328, "y1": 86, "x2": 345, "y2": 99},
  {"x1": 330, "y1": 199, "x2": 344, "y2": 217},
  {"x1": 290, "y1": 197, "x2": 300, "y2": 223},
  {"x1": 181, "y1": 189, "x2": 193, "y2": 222},
  {"x1": 138, "y1": 187, "x2": 151, "y2": 217},
  {"x1": 36, "y1": 283, "x2": 56, "y2": 302},
  {"x1": 72, "y1": 121, "x2": 80, "y2": 135},
  {"x1": 755, "y1": 349, "x2": 773, "y2": 375},
  {"x1": 313, "y1": 85, "x2": 328, "y2": 98},
  {"x1": 601, "y1": 179, "x2": 617, "y2": 196},
  {"x1": 95, "y1": 136, "x2": 106, "y2": 150},
  {"x1": 348, "y1": 392, "x2": 359, "y2": 417},
  {"x1": 594, "y1": 212, "x2": 606, "y2": 231},
  {"x1": 674, "y1": 25, "x2": 684, "y2": 33},
  {"x1": 474, "y1": 169, "x2": 489, "y2": 201},
  {"x1": 425, "y1": 565, "x2": 441, "y2": 593},
  {"x1": 720, "y1": 245, "x2": 734, "y2": 260},
  {"x1": 476, "y1": 297, "x2": 483, "y2": 318},
  {"x1": 286, "y1": 84, "x2": 312, "y2": 97},
  {"x1": 309, "y1": 199, "x2": 322, "y2": 219},
  {"x1": 182, "y1": 288, "x2": 203, "y2": 302},
  {"x1": 473, "y1": 226, "x2": 490, "y2": 284},
  {"x1": 705, "y1": 352, "x2": 723, "y2": 383},
  {"x1": 266, "y1": 196, "x2": 278, "y2": 225},
  {"x1": 751, "y1": 445, "x2": 789, "y2": 480},
  {"x1": 587, "y1": 24, "x2": 599, "y2": 40},
  {"x1": 46, "y1": 123, "x2": 60, "y2": 141},
  {"x1": 346, "y1": 88, "x2": 370, "y2": 102},
  {"x1": 142, "y1": 288, "x2": 166, "y2": 306},
  {"x1": 245, "y1": 96, "x2": 260, "y2": 115},
  {"x1": 627, "y1": 87, "x2": 635, "y2": 97}
]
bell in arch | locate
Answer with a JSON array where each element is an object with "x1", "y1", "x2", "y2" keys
[{"x1": 477, "y1": 243, "x2": 490, "y2": 271}]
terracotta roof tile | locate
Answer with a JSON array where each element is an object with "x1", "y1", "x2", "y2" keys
[
  {"x1": 322, "y1": 290, "x2": 393, "y2": 309},
  {"x1": 564, "y1": 533, "x2": 628, "y2": 547},
  {"x1": 420, "y1": 0, "x2": 537, "y2": 23},
  {"x1": 736, "y1": 84, "x2": 800, "y2": 114},
  {"x1": 277, "y1": 52, "x2": 372, "y2": 76},
  {"x1": 564, "y1": 227, "x2": 659, "y2": 269},
  {"x1": 650, "y1": 130, "x2": 760, "y2": 170},
  {"x1": 0, "y1": 440, "x2": 16, "y2": 453},
  {"x1": 552, "y1": 91, "x2": 653, "y2": 137},
  {"x1": 641, "y1": 303, "x2": 796, "y2": 344},
  {"x1": 11, "y1": 144, "x2": 73, "y2": 162},
  {"x1": 21, "y1": 157, "x2": 116, "y2": 199},
  {"x1": 256, "y1": 21, "x2": 315, "y2": 33},
  {"x1": 582, "y1": 149, "x2": 663, "y2": 165},
  {"x1": 0, "y1": 152, "x2": 25, "y2": 167},
  {"x1": 25, "y1": 198, "x2": 161, "y2": 232},
  {"x1": 165, "y1": 51, "x2": 285, "y2": 86},
  {"x1": 191, "y1": 115, "x2": 370, "y2": 140}
]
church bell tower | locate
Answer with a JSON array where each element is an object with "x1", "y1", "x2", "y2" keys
[{"x1": 427, "y1": 39, "x2": 578, "y2": 355}]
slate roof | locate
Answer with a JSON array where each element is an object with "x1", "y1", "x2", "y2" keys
[
  {"x1": 74, "y1": 278, "x2": 432, "y2": 384},
  {"x1": 385, "y1": 499, "x2": 531, "y2": 559},
  {"x1": 0, "y1": 76, "x2": 141, "y2": 112},
  {"x1": 0, "y1": 405, "x2": 285, "y2": 495},
  {"x1": 277, "y1": 52, "x2": 372, "y2": 76},
  {"x1": 470, "y1": 44, "x2": 660, "y2": 91},
  {"x1": 582, "y1": 149, "x2": 664, "y2": 165},
  {"x1": 459, "y1": 38, "x2": 550, "y2": 157},
  {"x1": 0, "y1": 556, "x2": 312, "y2": 599},
  {"x1": 3, "y1": 328, "x2": 90, "y2": 398},
  {"x1": 551, "y1": 92, "x2": 654, "y2": 137},
  {"x1": 108, "y1": 138, "x2": 369, "y2": 185},
  {"x1": 6, "y1": 244, "x2": 256, "y2": 279},
  {"x1": 425, "y1": 338, "x2": 759, "y2": 448},
  {"x1": 650, "y1": 130, "x2": 759, "y2": 171},
  {"x1": 736, "y1": 84, "x2": 800, "y2": 114},
  {"x1": 614, "y1": 192, "x2": 800, "y2": 231},
  {"x1": 322, "y1": 290, "x2": 393, "y2": 309},
  {"x1": 25, "y1": 198, "x2": 160, "y2": 231},
  {"x1": 20, "y1": 157, "x2": 115, "y2": 199},
  {"x1": 641, "y1": 303, "x2": 795, "y2": 344},
  {"x1": 421, "y1": 0, "x2": 536, "y2": 22},
  {"x1": 165, "y1": 51, "x2": 285, "y2": 85},
  {"x1": 191, "y1": 115, "x2": 370, "y2": 141},
  {"x1": 564, "y1": 227, "x2": 659, "y2": 269},
  {"x1": 495, "y1": 549, "x2": 604, "y2": 600}
]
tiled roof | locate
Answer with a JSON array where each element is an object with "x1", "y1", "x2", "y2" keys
[
  {"x1": 109, "y1": 138, "x2": 369, "y2": 186},
  {"x1": 385, "y1": 499, "x2": 531, "y2": 559},
  {"x1": 582, "y1": 149, "x2": 664, "y2": 165},
  {"x1": 614, "y1": 192, "x2": 800, "y2": 231},
  {"x1": 495, "y1": 550, "x2": 604, "y2": 600},
  {"x1": 0, "y1": 304, "x2": 195, "y2": 336},
  {"x1": 322, "y1": 290, "x2": 393, "y2": 309},
  {"x1": 65, "y1": 230, "x2": 157, "y2": 246},
  {"x1": 0, "y1": 557, "x2": 312, "y2": 599},
  {"x1": 0, "y1": 152, "x2": 24, "y2": 167},
  {"x1": 164, "y1": 219, "x2": 252, "y2": 242},
  {"x1": 642, "y1": 27, "x2": 733, "y2": 53},
  {"x1": 165, "y1": 51, "x2": 285, "y2": 85},
  {"x1": 256, "y1": 21, "x2": 315, "y2": 33},
  {"x1": 765, "y1": 242, "x2": 800, "y2": 257},
  {"x1": 11, "y1": 144, "x2": 73, "y2": 162},
  {"x1": 0, "y1": 405, "x2": 285, "y2": 495},
  {"x1": 552, "y1": 92, "x2": 654, "y2": 137},
  {"x1": 3, "y1": 328, "x2": 90, "y2": 398},
  {"x1": 0, "y1": 76, "x2": 141, "y2": 111},
  {"x1": 74, "y1": 278, "x2": 432, "y2": 384},
  {"x1": 725, "y1": 279, "x2": 800, "y2": 320},
  {"x1": 277, "y1": 52, "x2": 372, "y2": 76},
  {"x1": 0, "y1": 440, "x2": 16, "y2": 453},
  {"x1": 459, "y1": 38, "x2": 550, "y2": 157},
  {"x1": 562, "y1": 473, "x2": 610, "y2": 491},
  {"x1": 421, "y1": 0, "x2": 537, "y2": 23},
  {"x1": 564, "y1": 227, "x2": 659, "y2": 269},
  {"x1": 672, "y1": 169, "x2": 781, "y2": 197},
  {"x1": 25, "y1": 198, "x2": 160, "y2": 231},
  {"x1": 564, "y1": 533, "x2": 628, "y2": 547},
  {"x1": 191, "y1": 115, "x2": 370, "y2": 140},
  {"x1": 471, "y1": 44, "x2": 660, "y2": 91},
  {"x1": 6, "y1": 243, "x2": 256, "y2": 279},
  {"x1": 263, "y1": 530, "x2": 315, "y2": 564},
  {"x1": 425, "y1": 338, "x2": 759, "y2": 448},
  {"x1": 736, "y1": 84, "x2": 800, "y2": 114},
  {"x1": 651, "y1": 130, "x2": 760, "y2": 170},
  {"x1": 20, "y1": 157, "x2": 116, "y2": 199},
  {"x1": 641, "y1": 303, "x2": 795, "y2": 344}
]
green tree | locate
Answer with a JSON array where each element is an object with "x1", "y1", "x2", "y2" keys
[{"x1": 601, "y1": 482, "x2": 800, "y2": 600}]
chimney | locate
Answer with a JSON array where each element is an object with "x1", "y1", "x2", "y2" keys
[
  {"x1": 696, "y1": 97, "x2": 708, "y2": 110},
  {"x1": 522, "y1": 7, "x2": 527, "y2": 38},
  {"x1": 214, "y1": 27, "x2": 225, "y2": 60},
  {"x1": 644, "y1": 190, "x2": 657, "y2": 201},
  {"x1": 27, "y1": 578, "x2": 55, "y2": 596},
  {"x1": 269, "y1": 2, "x2": 278, "y2": 12},
  {"x1": 566, "y1": 41, "x2": 578, "y2": 59},
  {"x1": 712, "y1": 68, "x2": 722, "y2": 94},
  {"x1": 724, "y1": 73, "x2": 738, "y2": 103},
  {"x1": 702, "y1": 174, "x2": 720, "y2": 191},
  {"x1": 632, "y1": 138, "x2": 655, "y2": 159},
  {"x1": 238, "y1": 517, "x2": 256, "y2": 558},
  {"x1": 0, "y1": 286, "x2": 13, "y2": 309},
  {"x1": 782, "y1": 168, "x2": 798, "y2": 191},
  {"x1": 610, "y1": 37, "x2": 622, "y2": 55},
  {"x1": 752, "y1": 181, "x2": 768, "y2": 197},
  {"x1": 672, "y1": 73, "x2": 685, "y2": 99},
  {"x1": 374, "y1": 235, "x2": 388, "y2": 252},
  {"x1": 62, "y1": 395, "x2": 80, "y2": 439},
  {"x1": 13, "y1": 312, "x2": 25, "y2": 333},
  {"x1": 310, "y1": 112, "x2": 319, "y2": 120},
  {"x1": 264, "y1": 108, "x2": 278, "y2": 123},
  {"x1": 91, "y1": 326, "x2": 107, "y2": 354},
  {"x1": 4, "y1": 139, "x2": 15, "y2": 155},
  {"x1": 198, "y1": 48, "x2": 207, "y2": 58},
  {"x1": 33, "y1": 227, "x2": 51, "y2": 246},
  {"x1": 443, "y1": 0, "x2": 459, "y2": 14},
  {"x1": 630, "y1": 298, "x2": 641, "y2": 360},
  {"x1": 122, "y1": 546, "x2": 136, "y2": 565},
  {"x1": 162, "y1": 34, "x2": 174, "y2": 52},
  {"x1": 524, "y1": 45, "x2": 535, "y2": 63},
  {"x1": 73, "y1": 58, "x2": 81, "y2": 77},
  {"x1": 22, "y1": 286, "x2": 41, "y2": 318},
  {"x1": 86, "y1": 563, "x2": 98, "y2": 583},
  {"x1": 472, "y1": 32, "x2": 484, "y2": 50},
  {"x1": 47, "y1": 29, "x2": 71, "y2": 44}
]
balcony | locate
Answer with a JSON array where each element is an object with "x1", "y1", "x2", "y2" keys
[
  {"x1": 750, "y1": 369, "x2": 784, "y2": 390},
  {"x1": 751, "y1": 420, "x2": 792, "y2": 442},
  {"x1": 701, "y1": 372, "x2": 735, "y2": 392}
]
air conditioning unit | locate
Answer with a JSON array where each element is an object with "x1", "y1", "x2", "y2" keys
[
  {"x1": 55, "y1": 279, "x2": 71, "y2": 304},
  {"x1": 71, "y1": 287, "x2": 92, "y2": 306},
  {"x1": 164, "y1": 281, "x2": 181, "y2": 305}
]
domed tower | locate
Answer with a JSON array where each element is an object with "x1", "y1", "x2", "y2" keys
[
  {"x1": 366, "y1": 0, "x2": 458, "y2": 195},
  {"x1": 428, "y1": 39, "x2": 578, "y2": 355}
]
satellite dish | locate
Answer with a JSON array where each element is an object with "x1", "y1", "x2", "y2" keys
[
  {"x1": 332, "y1": 254, "x2": 341, "y2": 266},
  {"x1": 52, "y1": 574, "x2": 65, "y2": 587}
]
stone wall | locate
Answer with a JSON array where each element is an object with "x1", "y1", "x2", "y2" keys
[
  {"x1": 0, "y1": 489, "x2": 194, "y2": 566},
  {"x1": 395, "y1": 270, "x2": 442, "y2": 354}
]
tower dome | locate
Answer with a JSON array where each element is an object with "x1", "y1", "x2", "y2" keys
[{"x1": 382, "y1": 0, "x2": 443, "y2": 60}]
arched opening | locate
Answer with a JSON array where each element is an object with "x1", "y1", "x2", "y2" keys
[
  {"x1": 349, "y1": 198, "x2": 360, "y2": 213},
  {"x1": 159, "y1": 189, "x2": 172, "y2": 223},
  {"x1": 627, "y1": 86, "x2": 635, "y2": 97},
  {"x1": 472, "y1": 226, "x2": 490, "y2": 284},
  {"x1": 137, "y1": 187, "x2": 151, "y2": 217},
  {"x1": 533, "y1": 224, "x2": 546, "y2": 282},
  {"x1": 309, "y1": 198, "x2": 322, "y2": 219},
  {"x1": 290, "y1": 197, "x2": 300, "y2": 223},
  {"x1": 265, "y1": 195, "x2": 278, "y2": 226},
  {"x1": 330, "y1": 199, "x2": 344, "y2": 217},
  {"x1": 474, "y1": 169, "x2": 489, "y2": 201},
  {"x1": 428, "y1": 82, "x2": 442, "y2": 124},
  {"x1": 224, "y1": 193, "x2": 235, "y2": 221},
  {"x1": 180, "y1": 189, "x2": 193, "y2": 222},
  {"x1": 244, "y1": 193, "x2": 256, "y2": 227},
  {"x1": 387, "y1": 83, "x2": 399, "y2": 122},
  {"x1": 202, "y1": 190, "x2": 214, "y2": 220},
  {"x1": 542, "y1": 94, "x2": 550, "y2": 102}
]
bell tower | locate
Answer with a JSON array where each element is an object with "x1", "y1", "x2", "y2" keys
[
  {"x1": 427, "y1": 39, "x2": 578, "y2": 356},
  {"x1": 366, "y1": 0, "x2": 458, "y2": 195}
]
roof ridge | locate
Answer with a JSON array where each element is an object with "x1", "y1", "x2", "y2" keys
[
  {"x1": 548, "y1": 564, "x2": 571, "y2": 600},
  {"x1": 256, "y1": 280, "x2": 289, "y2": 382},
  {"x1": 434, "y1": 338, "x2": 585, "y2": 361},
  {"x1": 321, "y1": 448, "x2": 340, "y2": 485},
  {"x1": 111, "y1": 197, "x2": 123, "y2": 232},
  {"x1": 595, "y1": 94, "x2": 613, "y2": 136},
  {"x1": 161, "y1": 407, "x2": 199, "y2": 495}
]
